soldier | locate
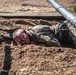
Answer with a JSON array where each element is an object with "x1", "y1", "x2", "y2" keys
[{"x1": 0, "y1": 20, "x2": 76, "y2": 47}]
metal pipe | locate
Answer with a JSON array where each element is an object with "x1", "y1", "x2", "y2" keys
[{"x1": 48, "y1": 0, "x2": 76, "y2": 27}]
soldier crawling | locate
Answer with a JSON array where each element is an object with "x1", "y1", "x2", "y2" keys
[{"x1": 0, "y1": 20, "x2": 76, "y2": 47}]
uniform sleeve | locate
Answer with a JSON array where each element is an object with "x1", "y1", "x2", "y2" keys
[
  {"x1": 38, "y1": 32, "x2": 61, "y2": 47},
  {"x1": 0, "y1": 32, "x2": 14, "y2": 42}
]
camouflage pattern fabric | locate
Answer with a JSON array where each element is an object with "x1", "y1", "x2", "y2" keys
[
  {"x1": 27, "y1": 25, "x2": 61, "y2": 47},
  {"x1": 63, "y1": 21, "x2": 76, "y2": 47},
  {"x1": 0, "y1": 20, "x2": 76, "y2": 47},
  {"x1": 55, "y1": 20, "x2": 76, "y2": 47},
  {"x1": 0, "y1": 27, "x2": 19, "y2": 42},
  {"x1": 0, "y1": 33, "x2": 13, "y2": 42}
]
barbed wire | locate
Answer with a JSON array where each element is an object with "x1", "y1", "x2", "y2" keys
[
  {"x1": 57, "y1": 28, "x2": 76, "y2": 30},
  {"x1": 0, "y1": 63, "x2": 76, "y2": 73},
  {"x1": 38, "y1": 63, "x2": 76, "y2": 71}
]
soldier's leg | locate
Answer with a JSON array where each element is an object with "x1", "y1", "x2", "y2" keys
[
  {"x1": 51, "y1": 21, "x2": 69, "y2": 41},
  {"x1": 66, "y1": 22, "x2": 76, "y2": 48},
  {"x1": 57, "y1": 21, "x2": 70, "y2": 38},
  {"x1": 55, "y1": 20, "x2": 76, "y2": 47}
]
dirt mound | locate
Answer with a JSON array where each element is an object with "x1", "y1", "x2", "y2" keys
[{"x1": 0, "y1": 18, "x2": 76, "y2": 75}]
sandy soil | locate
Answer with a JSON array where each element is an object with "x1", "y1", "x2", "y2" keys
[
  {"x1": 0, "y1": 0, "x2": 74, "y2": 13},
  {"x1": 0, "y1": 18, "x2": 75, "y2": 75},
  {"x1": 0, "y1": 0, "x2": 76, "y2": 75}
]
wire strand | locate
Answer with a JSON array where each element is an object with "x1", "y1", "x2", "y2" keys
[{"x1": 0, "y1": 63, "x2": 76, "y2": 73}]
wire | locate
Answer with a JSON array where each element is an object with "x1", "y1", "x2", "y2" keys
[{"x1": 0, "y1": 63, "x2": 76, "y2": 73}]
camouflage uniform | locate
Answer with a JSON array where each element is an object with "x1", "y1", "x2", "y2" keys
[
  {"x1": 57, "y1": 21, "x2": 76, "y2": 47},
  {"x1": 27, "y1": 25, "x2": 61, "y2": 47},
  {"x1": 27, "y1": 20, "x2": 76, "y2": 47},
  {"x1": 0, "y1": 20, "x2": 76, "y2": 47}
]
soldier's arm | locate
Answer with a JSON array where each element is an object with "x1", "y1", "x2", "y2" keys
[
  {"x1": 0, "y1": 33, "x2": 14, "y2": 43},
  {"x1": 0, "y1": 28, "x2": 20, "y2": 42}
]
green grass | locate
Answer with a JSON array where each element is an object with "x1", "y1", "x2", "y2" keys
[
  {"x1": 47, "y1": 10, "x2": 57, "y2": 13},
  {"x1": 67, "y1": 4, "x2": 76, "y2": 13},
  {"x1": 0, "y1": 11, "x2": 14, "y2": 13}
]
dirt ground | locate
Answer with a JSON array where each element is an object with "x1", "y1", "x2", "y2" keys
[
  {"x1": 0, "y1": 0, "x2": 75, "y2": 13},
  {"x1": 0, "y1": 0, "x2": 76, "y2": 75}
]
